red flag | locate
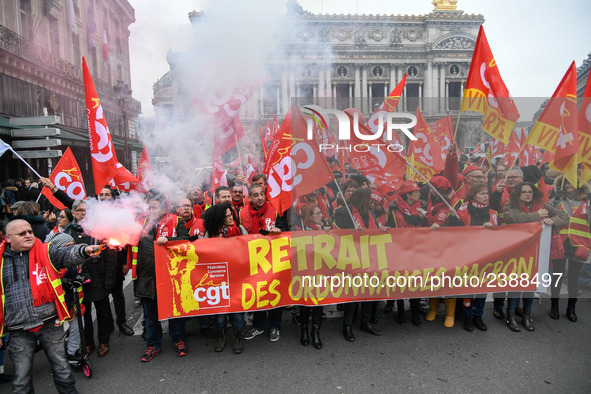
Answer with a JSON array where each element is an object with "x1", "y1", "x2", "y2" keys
[
  {"x1": 41, "y1": 147, "x2": 86, "y2": 210},
  {"x1": 406, "y1": 107, "x2": 445, "y2": 182},
  {"x1": 489, "y1": 138, "x2": 505, "y2": 158},
  {"x1": 259, "y1": 127, "x2": 268, "y2": 159},
  {"x1": 540, "y1": 150, "x2": 554, "y2": 166},
  {"x1": 83, "y1": 56, "x2": 119, "y2": 193},
  {"x1": 578, "y1": 72, "x2": 591, "y2": 165},
  {"x1": 502, "y1": 130, "x2": 522, "y2": 167},
  {"x1": 136, "y1": 147, "x2": 154, "y2": 190},
  {"x1": 365, "y1": 73, "x2": 406, "y2": 134},
  {"x1": 213, "y1": 115, "x2": 245, "y2": 158},
  {"x1": 110, "y1": 163, "x2": 145, "y2": 193},
  {"x1": 429, "y1": 115, "x2": 456, "y2": 154},
  {"x1": 245, "y1": 155, "x2": 256, "y2": 184},
  {"x1": 526, "y1": 62, "x2": 579, "y2": 186},
  {"x1": 264, "y1": 105, "x2": 334, "y2": 213},
  {"x1": 272, "y1": 114, "x2": 279, "y2": 137},
  {"x1": 345, "y1": 108, "x2": 406, "y2": 190},
  {"x1": 212, "y1": 156, "x2": 228, "y2": 192},
  {"x1": 264, "y1": 119, "x2": 273, "y2": 144},
  {"x1": 460, "y1": 26, "x2": 520, "y2": 144}
]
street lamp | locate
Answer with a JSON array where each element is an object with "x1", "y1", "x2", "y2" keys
[{"x1": 113, "y1": 80, "x2": 132, "y2": 167}]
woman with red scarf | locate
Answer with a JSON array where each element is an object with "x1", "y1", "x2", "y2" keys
[
  {"x1": 504, "y1": 182, "x2": 569, "y2": 332},
  {"x1": 426, "y1": 176, "x2": 462, "y2": 328},
  {"x1": 335, "y1": 188, "x2": 381, "y2": 342},
  {"x1": 456, "y1": 183, "x2": 498, "y2": 332},
  {"x1": 202, "y1": 202, "x2": 248, "y2": 354},
  {"x1": 297, "y1": 203, "x2": 329, "y2": 349},
  {"x1": 385, "y1": 181, "x2": 427, "y2": 326}
]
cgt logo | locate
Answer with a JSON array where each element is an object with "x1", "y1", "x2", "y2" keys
[
  {"x1": 192, "y1": 263, "x2": 231, "y2": 308},
  {"x1": 301, "y1": 105, "x2": 417, "y2": 153}
]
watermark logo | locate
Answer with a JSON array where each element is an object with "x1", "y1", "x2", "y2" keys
[{"x1": 301, "y1": 105, "x2": 417, "y2": 153}]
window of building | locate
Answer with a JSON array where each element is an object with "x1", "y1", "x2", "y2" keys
[
  {"x1": 406, "y1": 83, "x2": 419, "y2": 111},
  {"x1": 91, "y1": 47, "x2": 98, "y2": 74},
  {"x1": 448, "y1": 81, "x2": 462, "y2": 110},
  {"x1": 49, "y1": 16, "x2": 60, "y2": 56},
  {"x1": 19, "y1": 0, "x2": 33, "y2": 39},
  {"x1": 371, "y1": 83, "x2": 385, "y2": 111},
  {"x1": 72, "y1": 34, "x2": 81, "y2": 66},
  {"x1": 262, "y1": 85, "x2": 277, "y2": 115}
]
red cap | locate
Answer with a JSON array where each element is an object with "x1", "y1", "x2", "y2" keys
[
  {"x1": 462, "y1": 165, "x2": 482, "y2": 176},
  {"x1": 370, "y1": 190, "x2": 388, "y2": 209},
  {"x1": 399, "y1": 180, "x2": 420, "y2": 195},
  {"x1": 430, "y1": 176, "x2": 452, "y2": 191}
]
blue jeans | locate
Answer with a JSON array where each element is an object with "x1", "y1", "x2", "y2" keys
[
  {"x1": 343, "y1": 302, "x2": 372, "y2": 326},
  {"x1": 216, "y1": 313, "x2": 245, "y2": 329},
  {"x1": 507, "y1": 292, "x2": 534, "y2": 311},
  {"x1": 142, "y1": 297, "x2": 187, "y2": 348},
  {"x1": 463, "y1": 297, "x2": 486, "y2": 317},
  {"x1": 8, "y1": 324, "x2": 78, "y2": 394},
  {"x1": 253, "y1": 309, "x2": 282, "y2": 330}
]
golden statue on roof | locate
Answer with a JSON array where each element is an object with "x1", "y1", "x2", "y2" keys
[{"x1": 433, "y1": 0, "x2": 458, "y2": 11}]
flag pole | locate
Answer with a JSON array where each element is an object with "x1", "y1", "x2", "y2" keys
[
  {"x1": 9, "y1": 147, "x2": 43, "y2": 179},
  {"x1": 399, "y1": 153, "x2": 454, "y2": 211},
  {"x1": 234, "y1": 134, "x2": 245, "y2": 176},
  {"x1": 333, "y1": 179, "x2": 358, "y2": 227},
  {"x1": 452, "y1": 109, "x2": 463, "y2": 142}
]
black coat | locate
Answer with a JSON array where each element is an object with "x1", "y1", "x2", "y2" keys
[{"x1": 136, "y1": 217, "x2": 189, "y2": 300}]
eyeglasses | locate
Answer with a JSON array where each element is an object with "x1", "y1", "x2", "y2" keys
[
  {"x1": 8, "y1": 230, "x2": 34, "y2": 237},
  {"x1": 74, "y1": 209, "x2": 86, "y2": 213},
  {"x1": 507, "y1": 176, "x2": 521, "y2": 180}
]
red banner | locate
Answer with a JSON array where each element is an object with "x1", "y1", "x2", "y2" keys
[{"x1": 155, "y1": 222, "x2": 550, "y2": 320}]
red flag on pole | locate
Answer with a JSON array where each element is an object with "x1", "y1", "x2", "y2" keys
[
  {"x1": 460, "y1": 26, "x2": 520, "y2": 144},
  {"x1": 245, "y1": 155, "x2": 256, "y2": 184},
  {"x1": 41, "y1": 147, "x2": 86, "y2": 210},
  {"x1": 429, "y1": 115, "x2": 456, "y2": 154},
  {"x1": 526, "y1": 62, "x2": 579, "y2": 186},
  {"x1": 264, "y1": 119, "x2": 273, "y2": 144},
  {"x1": 212, "y1": 156, "x2": 228, "y2": 191},
  {"x1": 82, "y1": 56, "x2": 119, "y2": 193},
  {"x1": 110, "y1": 163, "x2": 145, "y2": 193},
  {"x1": 578, "y1": 73, "x2": 591, "y2": 184},
  {"x1": 136, "y1": 147, "x2": 154, "y2": 190},
  {"x1": 406, "y1": 107, "x2": 445, "y2": 182},
  {"x1": 365, "y1": 73, "x2": 407, "y2": 133}
]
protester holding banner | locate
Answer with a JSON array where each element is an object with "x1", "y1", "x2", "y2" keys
[
  {"x1": 137, "y1": 195, "x2": 190, "y2": 361},
  {"x1": 456, "y1": 183, "x2": 498, "y2": 332},
  {"x1": 336, "y1": 188, "x2": 382, "y2": 341},
  {"x1": 504, "y1": 182, "x2": 569, "y2": 332},
  {"x1": 202, "y1": 202, "x2": 248, "y2": 354},
  {"x1": 426, "y1": 176, "x2": 462, "y2": 328},
  {"x1": 297, "y1": 203, "x2": 329, "y2": 349},
  {"x1": 242, "y1": 183, "x2": 285, "y2": 342},
  {"x1": 385, "y1": 181, "x2": 426, "y2": 326},
  {"x1": 548, "y1": 175, "x2": 589, "y2": 322}
]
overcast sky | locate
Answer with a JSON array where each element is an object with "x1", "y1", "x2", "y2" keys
[{"x1": 127, "y1": 0, "x2": 591, "y2": 118}]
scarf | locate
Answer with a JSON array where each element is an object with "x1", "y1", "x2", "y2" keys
[
  {"x1": 156, "y1": 214, "x2": 178, "y2": 238},
  {"x1": 522, "y1": 201, "x2": 544, "y2": 214},
  {"x1": 0, "y1": 239, "x2": 55, "y2": 308},
  {"x1": 220, "y1": 224, "x2": 243, "y2": 238},
  {"x1": 467, "y1": 201, "x2": 491, "y2": 222},
  {"x1": 395, "y1": 195, "x2": 419, "y2": 216},
  {"x1": 247, "y1": 201, "x2": 269, "y2": 232}
]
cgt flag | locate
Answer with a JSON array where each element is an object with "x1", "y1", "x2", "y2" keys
[
  {"x1": 406, "y1": 107, "x2": 445, "y2": 182},
  {"x1": 136, "y1": 147, "x2": 154, "y2": 190},
  {"x1": 41, "y1": 147, "x2": 87, "y2": 210},
  {"x1": 82, "y1": 56, "x2": 119, "y2": 193},
  {"x1": 110, "y1": 162, "x2": 145, "y2": 193},
  {"x1": 579, "y1": 73, "x2": 591, "y2": 184},
  {"x1": 460, "y1": 26, "x2": 519, "y2": 144},
  {"x1": 526, "y1": 62, "x2": 579, "y2": 186}
]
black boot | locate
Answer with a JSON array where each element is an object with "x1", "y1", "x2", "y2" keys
[
  {"x1": 522, "y1": 310, "x2": 535, "y2": 331},
  {"x1": 506, "y1": 309, "x2": 520, "y2": 332},
  {"x1": 410, "y1": 299, "x2": 421, "y2": 327},
  {"x1": 463, "y1": 316, "x2": 474, "y2": 332},
  {"x1": 396, "y1": 299, "x2": 406, "y2": 324},
  {"x1": 343, "y1": 324, "x2": 355, "y2": 342},
  {"x1": 232, "y1": 327, "x2": 244, "y2": 354},
  {"x1": 215, "y1": 327, "x2": 226, "y2": 352},
  {"x1": 360, "y1": 321, "x2": 382, "y2": 336},
  {"x1": 300, "y1": 326, "x2": 309, "y2": 346},
  {"x1": 549, "y1": 298, "x2": 559, "y2": 320},
  {"x1": 311, "y1": 325, "x2": 322, "y2": 349},
  {"x1": 383, "y1": 300, "x2": 394, "y2": 313},
  {"x1": 493, "y1": 298, "x2": 505, "y2": 320},
  {"x1": 473, "y1": 316, "x2": 487, "y2": 331},
  {"x1": 566, "y1": 298, "x2": 577, "y2": 322}
]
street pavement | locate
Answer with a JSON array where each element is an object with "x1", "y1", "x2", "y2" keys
[{"x1": 3, "y1": 283, "x2": 591, "y2": 393}]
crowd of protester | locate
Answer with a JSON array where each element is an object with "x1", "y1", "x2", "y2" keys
[{"x1": 2, "y1": 148, "x2": 591, "y2": 392}]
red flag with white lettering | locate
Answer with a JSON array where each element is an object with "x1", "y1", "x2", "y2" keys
[
  {"x1": 264, "y1": 119, "x2": 273, "y2": 144},
  {"x1": 83, "y1": 57, "x2": 119, "y2": 193},
  {"x1": 429, "y1": 115, "x2": 457, "y2": 154},
  {"x1": 110, "y1": 163, "x2": 145, "y2": 193},
  {"x1": 526, "y1": 62, "x2": 579, "y2": 186},
  {"x1": 212, "y1": 156, "x2": 228, "y2": 192},
  {"x1": 136, "y1": 147, "x2": 154, "y2": 190},
  {"x1": 245, "y1": 155, "x2": 256, "y2": 184},
  {"x1": 578, "y1": 72, "x2": 591, "y2": 164},
  {"x1": 41, "y1": 147, "x2": 86, "y2": 210}
]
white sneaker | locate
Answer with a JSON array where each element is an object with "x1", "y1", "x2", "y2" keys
[
  {"x1": 244, "y1": 327, "x2": 264, "y2": 340},
  {"x1": 269, "y1": 328, "x2": 280, "y2": 342}
]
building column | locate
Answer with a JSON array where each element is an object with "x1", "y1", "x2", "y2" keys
[
  {"x1": 313, "y1": 83, "x2": 317, "y2": 105},
  {"x1": 361, "y1": 66, "x2": 368, "y2": 113},
  {"x1": 446, "y1": 81, "x2": 450, "y2": 112},
  {"x1": 384, "y1": 83, "x2": 388, "y2": 98},
  {"x1": 390, "y1": 66, "x2": 396, "y2": 90},
  {"x1": 425, "y1": 59, "x2": 433, "y2": 114},
  {"x1": 354, "y1": 66, "x2": 361, "y2": 106},
  {"x1": 332, "y1": 83, "x2": 337, "y2": 108},
  {"x1": 368, "y1": 82, "x2": 373, "y2": 112},
  {"x1": 419, "y1": 83, "x2": 423, "y2": 111},
  {"x1": 403, "y1": 85, "x2": 407, "y2": 112},
  {"x1": 318, "y1": 69, "x2": 325, "y2": 98},
  {"x1": 289, "y1": 69, "x2": 295, "y2": 106},
  {"x1": 258, "y1": 87, "x2": 264, "y2": 116},
  {"x1": 281, "y1": 69, "x2": 288, "y2": 114},
  {"x1": 326, "y1": 68, "x2": 332, "y2": 98},
  {"x1": 349, "y1": 82, "x2": 353, "y2": 108},
  {"x1": 276, "y1": 84, "x2": 281, "y2": 114},
  {"x1": 439, "y1": 64, "x2": 446, "y2": 114},
  {"x1": 397, "y1": 66, "x2": 404, "y2": 112}
]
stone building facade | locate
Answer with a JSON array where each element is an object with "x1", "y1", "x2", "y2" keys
[{"x1": 0, "y1": 0, "x2": 141, "y2": 193}]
